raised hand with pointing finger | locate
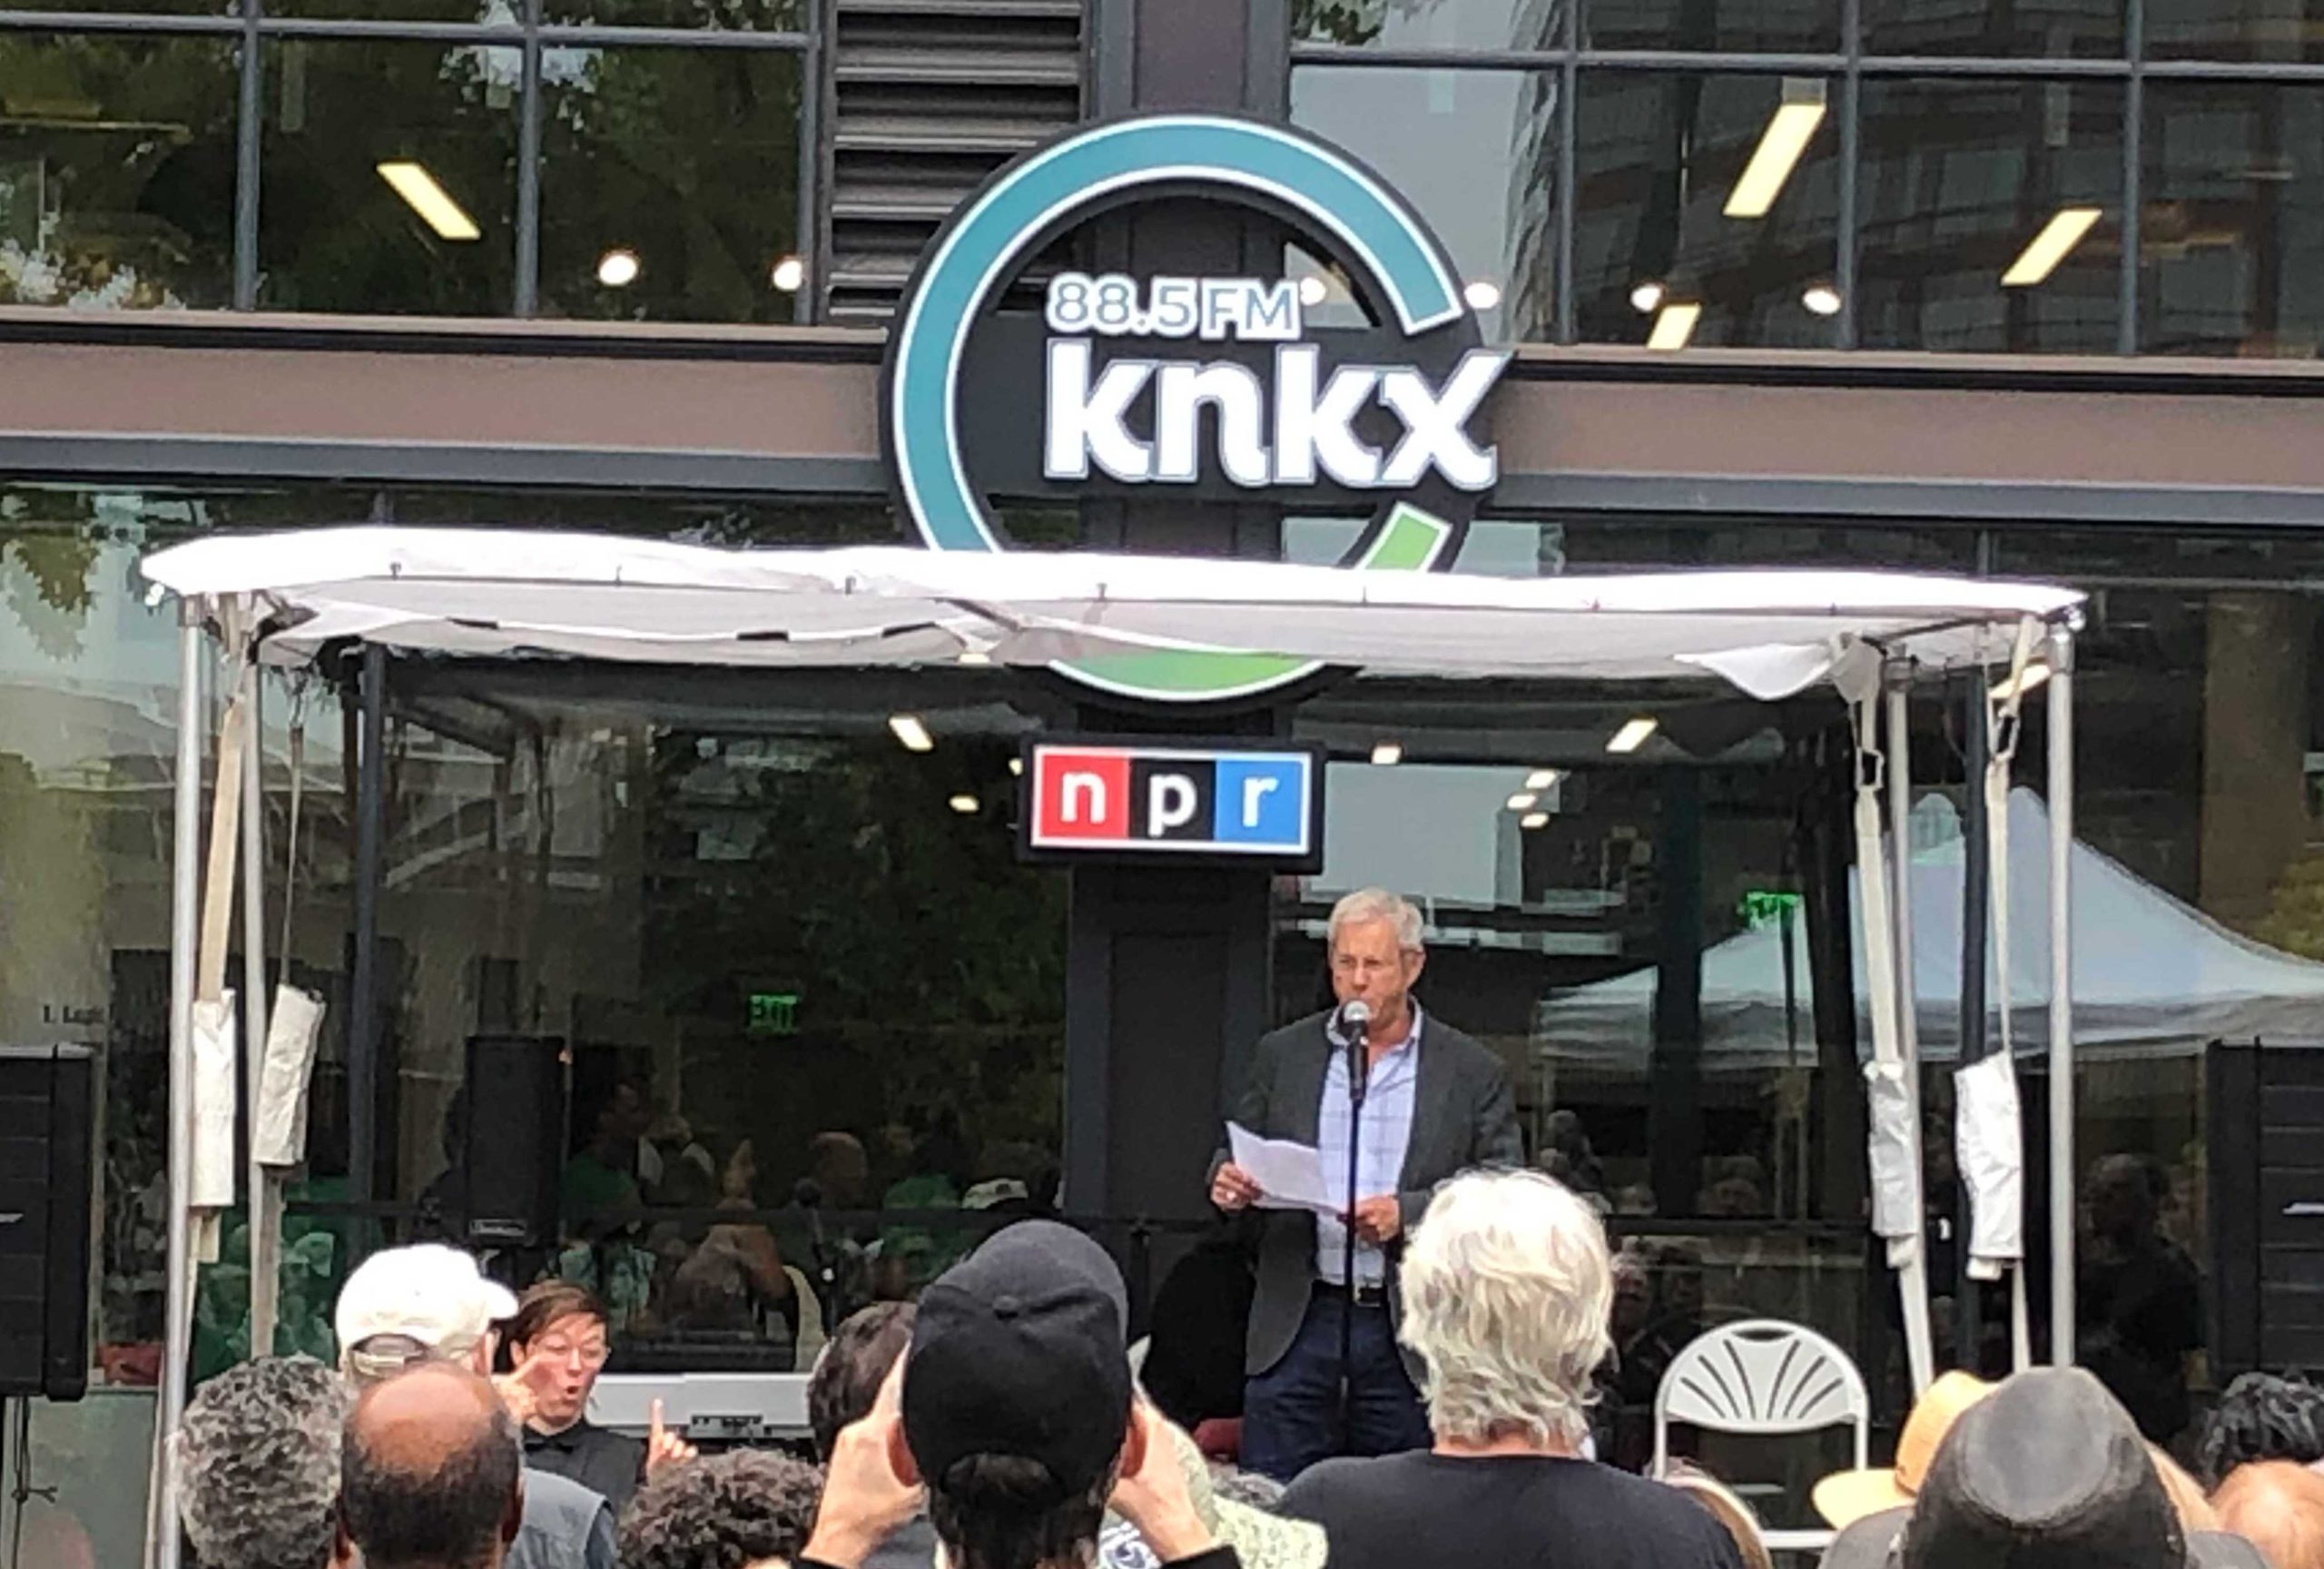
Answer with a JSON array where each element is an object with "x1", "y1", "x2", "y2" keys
[{"x1": 646, "y1": 1397, "x2": 699, "y2": 1473}]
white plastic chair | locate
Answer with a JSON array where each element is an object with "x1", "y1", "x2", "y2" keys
[{"x1": 1649, "y1": 1318, "x2": 1869, "y2": 1555}]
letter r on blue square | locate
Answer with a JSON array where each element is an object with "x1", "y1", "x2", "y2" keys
[{"x1": 1212, "y1": 757, "x2": 1306, "y2": 849}]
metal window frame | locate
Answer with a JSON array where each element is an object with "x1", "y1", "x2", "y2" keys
[
  {"x1": 1287, "y1": 0, "x2": 2324, "y2": 351},
  {"x1": 0, "y1": 6, "x2": 816, "y2": 321}
]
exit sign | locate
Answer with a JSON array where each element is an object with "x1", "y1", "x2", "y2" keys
[{"x1": 1020, "y1": 740, "x2": 1324, "y2": 867}]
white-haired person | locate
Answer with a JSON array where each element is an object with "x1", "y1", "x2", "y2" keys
[
  {"x1": 1209, "y1": 887, "x2": 1523, "y2": 1480},
  {"x1": 1276, "y1": 1170, "x2": 1742, "y2": 1569}
]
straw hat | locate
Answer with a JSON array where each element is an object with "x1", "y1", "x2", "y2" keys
[{"x1": 1813, "y1": 1370, "x2": 1995, "y2": 1527}]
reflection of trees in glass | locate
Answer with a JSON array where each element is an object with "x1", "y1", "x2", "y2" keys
[
  {"x1": 1, "y1": 495, "x2": 111, "y2": 659},
  {"x1": 539, "y1": 49, "x2": 802, "y2": 322},
  {"x1": 259, "y1": 40, "x2": 517, "y2": 313},
  {"x1": 0, "y1": 35, "x2": 236, "y2": 308},
  {"x1": 645, "y1": 734, "x2": 1066, "y2": 1159},
  {"x1": 1293, "y1": 0, "x2": 1422, "y2": 45}
]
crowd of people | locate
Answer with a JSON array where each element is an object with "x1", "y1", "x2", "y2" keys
[
  {"x1": 151, "y1": 886, "x2": 2292, "y2": 1569},
  {"x1": 169, "y1": 1158, "x2": 2324, "y2": 1569}
]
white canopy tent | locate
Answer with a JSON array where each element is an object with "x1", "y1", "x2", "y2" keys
[
  {"x1": 137, "y1": 528, "x2": 2087, "y2": 1568},
  {"x1": 1539, "y1": 788, "x2": 2324, "y2": 1071}
]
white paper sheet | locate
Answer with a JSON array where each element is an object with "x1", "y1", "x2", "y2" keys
[{"x1": 1228, "y1": 1123, "x2": 1340, "y2": 1215}]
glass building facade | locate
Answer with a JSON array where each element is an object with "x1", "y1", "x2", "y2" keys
[{"x1": 8, "y1": 1, "x2": 2324, "y2": 1557}]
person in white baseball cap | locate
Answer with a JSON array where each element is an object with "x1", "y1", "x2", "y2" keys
[
  {"x1": 336, "y1": 1243, "x2": 521, "y2": 1380},
  {"x1": 332, "y1": 1244, "x2": 616, "y2": 1569}
]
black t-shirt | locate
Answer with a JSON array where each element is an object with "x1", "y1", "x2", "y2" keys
[
  {"x1": 523, "y1": 1420, "x2": 645, "y2": 1516},
  {"x1": 1280, "y1": 1452, "x2": 1745, "y2": 1569}
]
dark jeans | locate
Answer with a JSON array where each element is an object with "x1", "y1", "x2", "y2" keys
[{"x1": 1241, "y1": 1290, "x2": 1432, "y2": 1481}]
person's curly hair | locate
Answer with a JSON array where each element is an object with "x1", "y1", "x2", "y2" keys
[
  {"x1": 174, "y1": 1355, "x2": 348, "y2": 1569},
  {"x1": 2199, "y1": 1372, "x2": 2324, "y2": 1486},
  {"x1": 616, "y1": 1451, "x2": 826, "y2": 1569}
]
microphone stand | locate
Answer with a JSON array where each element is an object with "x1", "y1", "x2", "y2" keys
[{"x1": 1339, "y1": 1010, "x2": 1368, "y2": 1454}]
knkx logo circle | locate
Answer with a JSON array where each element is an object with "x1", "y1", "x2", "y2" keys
[{"x1": 881, "y1": 113, "x2": 1509, "y2": 705}]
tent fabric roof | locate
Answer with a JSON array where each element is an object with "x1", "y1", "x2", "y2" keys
[
  {"x1": 141, "y1": 528, "x2": 2084, "y2": 697},
  {"x1": 1534, "y1": 790, "x2": 2324, "y2": 1069}
]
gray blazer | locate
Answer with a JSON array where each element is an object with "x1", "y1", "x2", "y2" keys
[{"x1": 1217, "y1": 1008, "x2": 1523, "y2": 1380}]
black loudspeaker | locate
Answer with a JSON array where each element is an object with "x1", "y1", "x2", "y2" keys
[
  {"x1": 459, "y1": 1036, "x2": 567, "y2": 1248},
  {"x1": 0, "y1": 1046, "x2": 94, "y2": 1400}
]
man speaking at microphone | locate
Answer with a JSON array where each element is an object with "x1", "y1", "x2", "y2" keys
[{"x1": 1210, "y1": 887, "x2": 1523, "y2": 1481}]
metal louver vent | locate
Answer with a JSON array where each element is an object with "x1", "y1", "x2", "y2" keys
[{"x1": 821, "y1": 0, "x2": 1087, "y2": 325}]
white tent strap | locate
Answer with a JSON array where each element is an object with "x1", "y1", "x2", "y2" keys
[
  {"x1": 1962, "y1": 620, "x2": 2035, "y2": 1371},
  {"x1": 1849, "y1": 683, "x2": 1935, "y2": 1396},
  {"x1": 1854, "y1": 695, "x2": 1905, "y2": 1079},
  {"x1": 1851, "y1": 693, "x2": 1922, "y2": 1238}
]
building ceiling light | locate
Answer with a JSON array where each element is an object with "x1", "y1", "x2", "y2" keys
[
  {"x1": 1371, "y1": 741, "x2": 1403, "y2": 766},
  {"x1": 1506, "y1": 792, "x2": 1539, "y2": 811},
  {"x1": 888, "y1": 715, "x2": 933, "y2": 753},
  {"x1": 1525, "y1": 769, "x2": 1562, "y2": 790},
  {"x1": 770, "y1": 255, "x2": 807, "y2": 292},
  {"x1": 1724, "y1": 81, "x2": 1827, "y2": 219},
  {"x1": 1802, "y1": 282, "x2": 1843, "y2": 316},
  {"x1": 2003, "y1": 207, "x2": 2103, "y2": 287},
  {"x1": 1647, "y1": 302, "x2": 1702, "y2": 351},
  {"x1": 956, "y1": 649, "x2": 992, "y2": 666},
  {"x1": 1009, "y1": 757, "x2": 1025, "y2": 776},
  {"x1": 948, "y1": 794, "x2": 980, "y2": 814},
  {"x1": 1630, "y1": 280, "x2": 1666, "y2": 314},
  {"x1": 1463, "y1": 279, "x2": 1502, "y2": 311},
  {"x1": 1607, "y1": 717, "x2": 1659, "y2": 754},
  {"x1": 596, "y1": 248, "x2": 640, "y2": 288},
  {"x1": 1521, "y1": 811, "x2": 1551, "y2": 830},
  {"x1": 377, "y1": 162, "x2": 481, "y2": 242}
]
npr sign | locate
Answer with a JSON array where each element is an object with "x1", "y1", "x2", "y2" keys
[{"x1": 1022, "y1": 742, "x2": 1321, "y2": 865}]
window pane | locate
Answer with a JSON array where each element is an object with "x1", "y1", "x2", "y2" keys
[
  {"x1": 1583, "y1": 0, "x2": 1838, "y2": 53},
  {"x1": 2142, "y1": 83, "x2": 2324, "y2": 359},
  {"x1": 1575, "y1": 73, "x2": 1840, "y2": 350},
  {"x1": 1290, "y1": 66, "x2": 1551, "y2": 343},
  {"x1": 545, "y1": 0, "x2": 805, "y2": 30},
  {"x1": 538, "y1": 48, "x2": 803, "y2": 324},
  {"x1": 1294, "y1": 0, "x2": 1562, "y2": 49},
  {"x1": 0, "y1": 35, "x2": 237, "y2": 309},
  {"x1": 360, "y1": 677, "x2": 1066, "y2": 1348},
  {"x1": 1857, "y1": 78, "x2": 2122, "y2": 353},
  {"x1": 1862, "y1": 0, "x2": 2125, "y2": 58},
  {"x1": 258, "y1": 40, "x2": 517, "y2": 315},
  {"x1": 2147, "y1": 0, "x2": 2324, "y2": 62}
]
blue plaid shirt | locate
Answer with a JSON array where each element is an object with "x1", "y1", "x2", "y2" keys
[{"x1": 1314, "y1": 1006, "x2": 1423, "y2": 1288}]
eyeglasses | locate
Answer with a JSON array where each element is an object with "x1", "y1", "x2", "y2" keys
[{"x1": 536, "y1": 1339, "x2": 611, "y2": 1369}]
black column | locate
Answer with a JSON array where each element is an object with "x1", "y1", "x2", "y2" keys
[
  {"x1": 1649, "y1": 768, "x2": 1706, "y2": 1215},
  {"x1": 1059, "y1": 0, "x2": 1296, "y2": 1238}
]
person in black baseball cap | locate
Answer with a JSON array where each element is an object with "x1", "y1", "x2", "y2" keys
[{"x1": 798, "y1": 1220, "x2": 1241, "y2": 1569}]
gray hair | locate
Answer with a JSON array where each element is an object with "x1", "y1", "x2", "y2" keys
[
  {"x1": 175, "y1": 1355, "x2": 348, "y2": 1569},
  {"x1": 1399, "y1": 1169, "x2": 1613, "y2": 1449},
  {"x1": 1327, "y1": 888, "x2": 1424, "y2": 952}
]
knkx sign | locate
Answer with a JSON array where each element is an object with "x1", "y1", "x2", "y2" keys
[
  {"x1": 882, "y1": 113, "x2": 1507, "y2": 706},
  {"x1": 1021, "y1": 742, "x2": 1322, "y2": 866}
]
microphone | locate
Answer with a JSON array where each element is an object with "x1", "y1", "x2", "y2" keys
[{"x1": 1334, "y1": 1000, "x2": 1374, "y2": 1110}]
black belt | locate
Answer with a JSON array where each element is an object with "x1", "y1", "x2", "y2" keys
[{"x1": 1313, "y1": 1280, "x2": 1388, "y2": 1307}]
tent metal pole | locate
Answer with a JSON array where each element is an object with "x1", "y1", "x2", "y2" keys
[
  {"x1": 1884, "y1": 659, "x2": 1921, "y2": 1086},
  {"x1": 239, "y1": 656, "x2": 277, "y2": 1357},
  {"x1": 155, "y1": 615, "x2": 203, "y2": 1569},
  {"x1": 2048, "y1": 627, "x2": 2077, "y2": 1366},
  {"x1": 349, "y1": 646, "x2": 386, "y2": 1203},
  {"x1": 1883, "y1": 658, "x2": 1935, "y2": 1377}
]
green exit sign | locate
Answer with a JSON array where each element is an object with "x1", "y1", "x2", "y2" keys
[
  {"x1": 1738, "y1": 891, "x2": 1803, "y2": 929},
  {"x1": 747, "y1": 992, "x2": 799, "y2": 1036}
]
